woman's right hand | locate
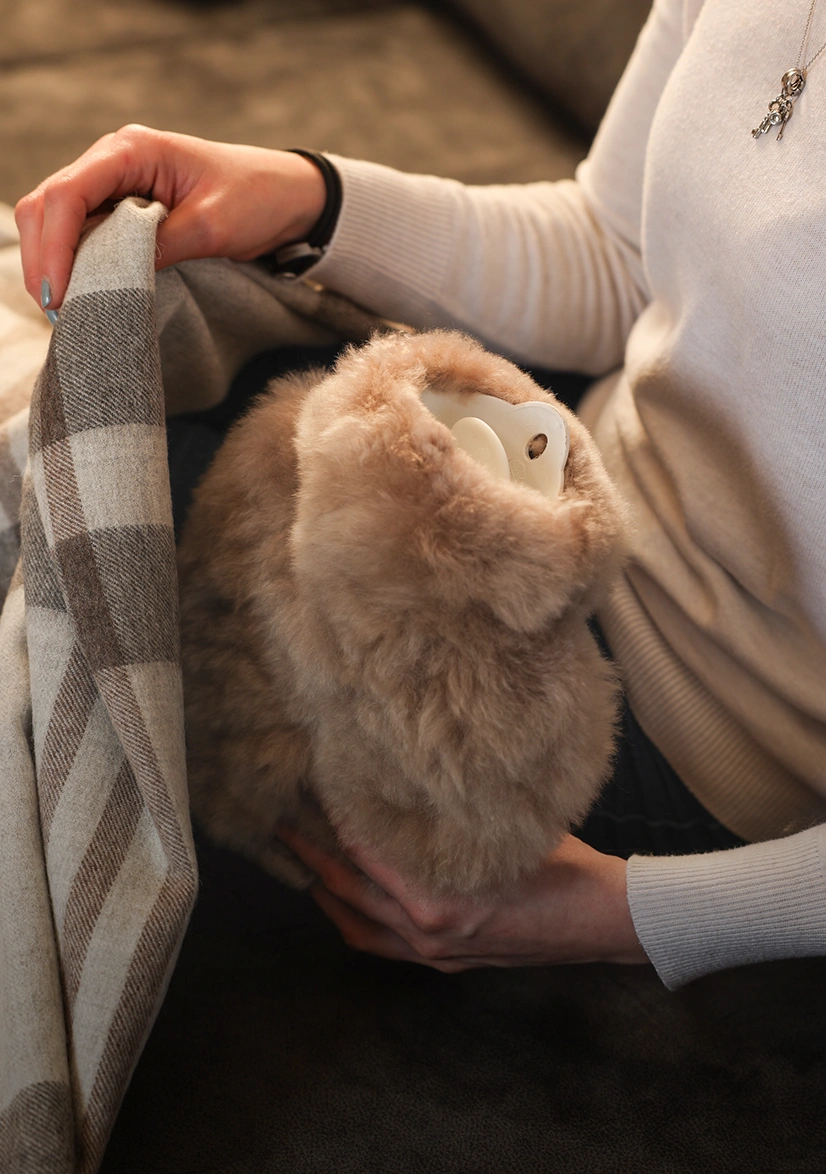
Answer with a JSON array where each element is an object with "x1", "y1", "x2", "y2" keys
[{"x1": 14, "y1": 124, "x2": 328, "y2": 314}]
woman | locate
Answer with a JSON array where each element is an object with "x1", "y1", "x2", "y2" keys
[{"x1": 16, "y1": 0, "x2": 826, "y2": 989}]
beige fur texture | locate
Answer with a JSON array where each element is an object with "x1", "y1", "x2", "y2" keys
[{"x1": 178, "y1": 330, "x2": 629, "y2": 896}]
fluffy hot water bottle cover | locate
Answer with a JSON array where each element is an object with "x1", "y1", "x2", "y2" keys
[{"x1": 178, "y1": 330, "x2": 629, "y2": 895}]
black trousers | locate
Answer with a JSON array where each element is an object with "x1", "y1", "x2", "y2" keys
[
  {"x1": 167, "y1": 344, "x2": 747, "y2": 864},
  {"x1": 574, "y1": 659, "x2": 747, "y2": 858}
]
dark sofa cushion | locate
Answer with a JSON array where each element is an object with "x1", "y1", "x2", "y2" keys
[
  {"x1": 446, "y1": 0, "x2": 653, "y2": 132},
  {"x1": 100, "y1": 826, "x2": 826, "y2": 1174}
]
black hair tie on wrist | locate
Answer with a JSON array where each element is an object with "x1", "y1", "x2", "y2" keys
[{"x1": 264, "y1": 148, "x2": 343, "y2": 277}]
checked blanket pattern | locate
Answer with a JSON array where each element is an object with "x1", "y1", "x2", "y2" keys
[{"x1": 0, "y1": 197, "x2": 388, "y2": 1173}]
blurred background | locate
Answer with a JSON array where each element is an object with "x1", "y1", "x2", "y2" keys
[{"x1": 1, "y1": 0, "x2": 653, "y2": 207}]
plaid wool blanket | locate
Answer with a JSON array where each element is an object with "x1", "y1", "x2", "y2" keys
[{"x1": 0, "y1": 197, "x2": 387, "y2": 1173}]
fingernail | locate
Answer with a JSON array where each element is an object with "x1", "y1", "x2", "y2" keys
[
  {"x1": 45, "y1": 309, "x2": 59, "y2": 326},
  {"x1": 40, "y1": 278, "x2": 52, "y2": 309}
]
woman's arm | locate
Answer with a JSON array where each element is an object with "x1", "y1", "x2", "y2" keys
[
  {"x1": 628, "y1": 825, "x2": 826, "y2": 989},
  {"x1": 311, "y1": 0, "x2": 689, "y2": 373}
]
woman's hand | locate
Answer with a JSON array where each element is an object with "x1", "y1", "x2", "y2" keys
[
  {"x1": 14, "y1": 124, "x2": 327, "y2": 312},
  {"x1": 278, "y1": 827, "x2": 649, "y2": 973}
]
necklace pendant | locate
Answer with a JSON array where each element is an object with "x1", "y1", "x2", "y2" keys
[
  {"x1": 752, "y1": 93, "x2": 794, "y2": 140},
  {"x1": 782, "y1": 67, "x2": 807, "y2": 96},
  {"x1": 752, "y1": 68, "x2": 806, "y2": 141}
]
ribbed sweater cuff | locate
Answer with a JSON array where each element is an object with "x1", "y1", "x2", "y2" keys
[
  {"x1": 309, "y1": 155, "x2": 464, "y2": 329},
  {"x1": 627, "y1": 825, "x2": 826, "y2": 990}
]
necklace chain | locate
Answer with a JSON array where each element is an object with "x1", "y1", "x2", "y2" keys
[{"x1": 797, "y1": 0, "x2": 826, "y2": 72}]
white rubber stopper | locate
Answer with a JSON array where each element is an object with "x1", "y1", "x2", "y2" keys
[
  {"x1": 422, "y1": 389, "x2": 570, "y2": 499},
  {"x1": 450, "y1": 416, "x2": 510, "y2": 482}
]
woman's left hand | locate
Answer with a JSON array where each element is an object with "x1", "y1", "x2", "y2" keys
[{"x1": 277, "y1": 826, "x2": 649, "y2": 972}]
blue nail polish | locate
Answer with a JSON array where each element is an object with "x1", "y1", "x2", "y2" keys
[
  {"x1": 41, "y1": 278, "x2": 52, "y2": 309},
  {"x1": 45, "y1": 309, "x2": 59, "y2": 326}
]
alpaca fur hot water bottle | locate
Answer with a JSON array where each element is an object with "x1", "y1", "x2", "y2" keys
[{"x1": 178, "y1": 330, "x2": 629, "y2": 896}]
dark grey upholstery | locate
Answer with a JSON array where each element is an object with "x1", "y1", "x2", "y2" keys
[
  {"x1": 446, "y1": 0, "x2": 653, "y2": 131},
  {"x1": 101, "y1": 828, "x2": 826, "y2": 1173}
]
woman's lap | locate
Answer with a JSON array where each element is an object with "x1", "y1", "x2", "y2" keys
[{"x1": 168, "y1": 344, "x2": 747, "y2": 862}]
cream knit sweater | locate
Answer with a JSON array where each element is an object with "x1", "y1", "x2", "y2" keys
[{"x1": 310, "y1": 0, "x2": 826, "y2": 988}]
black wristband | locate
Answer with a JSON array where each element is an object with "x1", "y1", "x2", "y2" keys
[
  {"x1": 264, "y1": 149, "x2": 343, "y2": 277},
  {"x1": 289, "y1": 149, "x2": 342, "y2": 248}
]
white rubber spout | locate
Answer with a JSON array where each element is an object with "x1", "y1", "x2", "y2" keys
[{"x1": 421, "y1": 389, "x2": 570, "y2": 499}]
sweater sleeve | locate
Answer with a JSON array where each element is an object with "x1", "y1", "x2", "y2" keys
[
  {"x1": 627, "y1": 825, "x2": 826, "y2": 989},
  {"x1": 310, "y1": 0, "x2": 688, "y2": 373}
]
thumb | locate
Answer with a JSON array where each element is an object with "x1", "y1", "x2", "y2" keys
[{"x1": 153, "y1": 196, "x2": 227, "y2": 271}]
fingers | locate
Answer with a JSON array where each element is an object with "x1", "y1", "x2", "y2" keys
[
  {"x1": 37, "y1": 182, "x2": 102, "y2": 311},
  {"x1": 342, "y1": 839, "x2": 480, "y2": 937},
  {"x1": 280, "y1": 824, "x2": 468, "y2": 938},
  {"x1": 278, "y1": 824, "x2": 486, "y2": 961},
  {"x1": 153, "y1": 196, "x2": 224, "y2": 271},
  {"x1": 309, "y1": 884, "x2": 474, "y2": 973},
  {"x1": 17, "y1": 137, "x2": 111, "y2": 306},
  {"x1": 13, "y1": 196, "x2": 45, "y2": 311},
  {"x1": 15, "y1": 125, "x2": 165, "y2": 310},
  {"x1": 277, "y1": 824, "x2": 401, "y2": 927}
]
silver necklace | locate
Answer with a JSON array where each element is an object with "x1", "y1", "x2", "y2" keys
[{"x1": 752, "y1": 0, "x2": 826, "y2": 140}]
